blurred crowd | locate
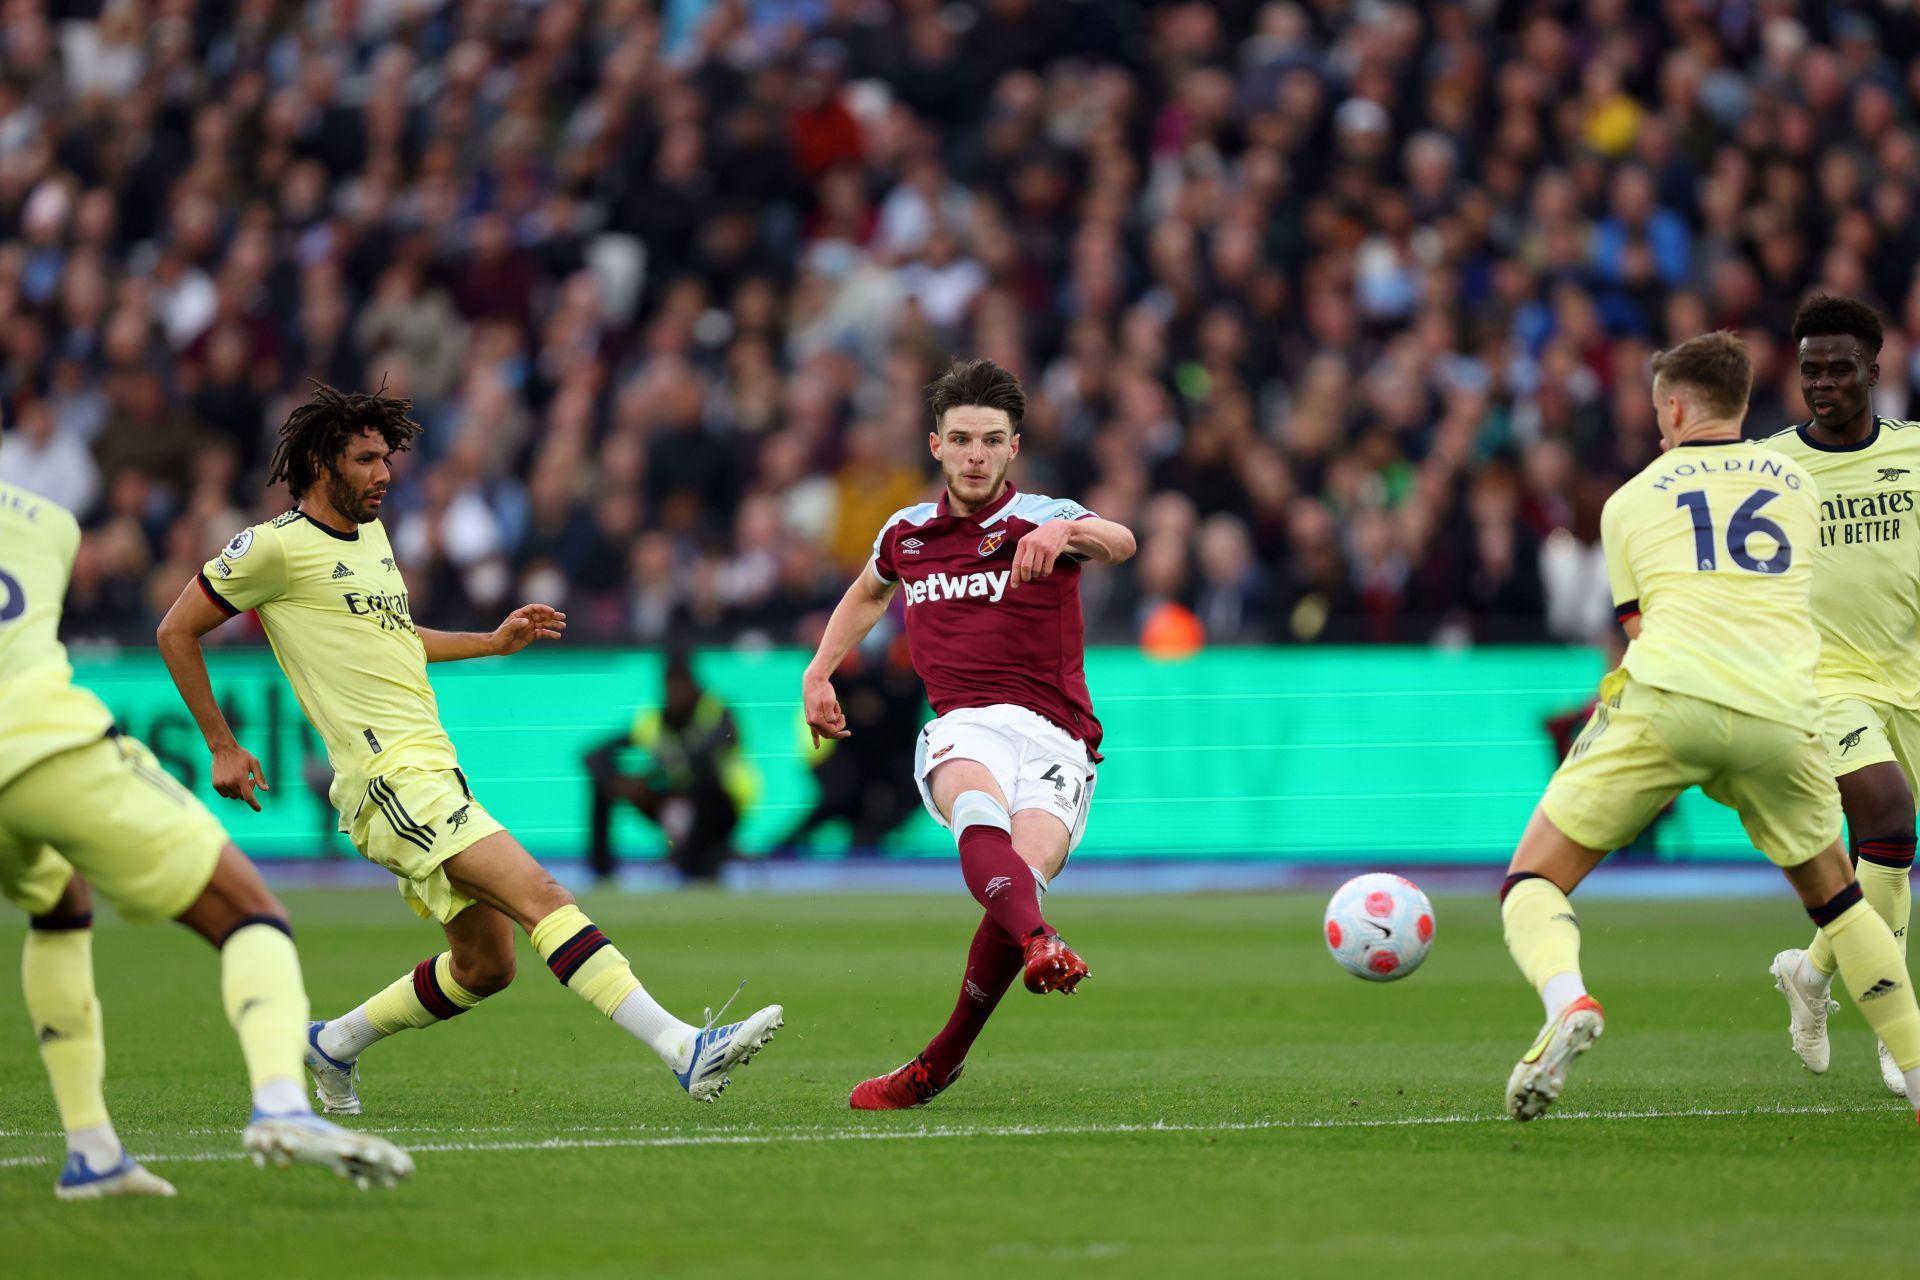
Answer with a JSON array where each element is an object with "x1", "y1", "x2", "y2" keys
[{"x1": 5, "y1": 0, "x2": 1920, "y2": 648}]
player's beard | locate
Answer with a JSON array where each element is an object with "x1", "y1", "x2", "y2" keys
[
  {"x1": 326, "y1": 468, "x2": 380, "y2": 524},
  {"x1": 945, "y1": 456, "x2": 1010, "y2": 512}
]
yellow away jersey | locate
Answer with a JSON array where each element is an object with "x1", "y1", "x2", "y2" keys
[
  {"x1": 0, "y1": 482, "x2": 116, "y2": 789},
  {"x1": 1762, "y1": 418, "x2": 1920, "y2": 709},
  {"x1": 1601, "y1": 441, "x2": 1821, "y2": 727},
  {"x1": 200, "y1": 510, "x2": 458, "y2": 783}
]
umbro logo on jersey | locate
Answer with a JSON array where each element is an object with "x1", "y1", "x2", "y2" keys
[
  {"x1": 1840, "y1": 726, "x2": 1868, "y2": 754},
  {"x1": 332, "y1": 562, "x2": 355, "y2": 579},
  {"x1": 903, "y1": 569, "x2": 1011, "y2": 605},
  {"x1": 901, "y1": 538, "x2": 925, "y2": 554},
  {"x1": 1860, "y1": 977, "x2": 1902, "y2": 1001},
  {"x1": 1878, "y1": 468, "x2": 1911, "y2": 483}
]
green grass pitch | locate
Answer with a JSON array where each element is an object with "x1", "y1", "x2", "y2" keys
[{"x1": 2, "y1": 889, "x2": 1914, "y2": 1279}]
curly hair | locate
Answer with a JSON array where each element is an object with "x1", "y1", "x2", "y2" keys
[
  {"x1": 1791, "y1": 294, "x2": 1885, "y2": 358},
  {"x1": 266, "y1": 380, "x2": 424, "y2": 494}
]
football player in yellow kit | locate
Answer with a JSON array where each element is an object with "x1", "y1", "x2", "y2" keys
[
  {"x1": 1763, "y1": 296, "x2": 1920, "y2": 1094},
  {"x1": 157, "y1": 383, "x2": 781, "y2": 1115},
  {"x1": 1, "y1": 434, "x2": 410, "y2": 1197},
  {"x1": 1495, "y1": 333, "x2": 1920, "y2": 1123}
]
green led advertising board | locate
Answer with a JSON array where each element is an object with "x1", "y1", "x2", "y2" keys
[{"x1": 69, "y1": 647, "x2": 1758, "y2": 862}]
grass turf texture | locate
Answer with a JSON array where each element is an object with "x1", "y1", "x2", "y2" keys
[{"x1": 1, "y1": 890, "x2": 1914, "y2": 1279}]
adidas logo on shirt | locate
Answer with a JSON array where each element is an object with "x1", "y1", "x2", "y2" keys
[{"x1": 332, "y1": 563, "x2": 354, "y2": 579}]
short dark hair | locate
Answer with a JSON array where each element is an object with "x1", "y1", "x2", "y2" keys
[
  {"x1": 925, "y1": 358, "x2": 1026, "y2": 430},
  {"x1": 1791, "y1": 294, "x2": 1884, "y2": 357},
  {"x1": 266, "y1": 379, "x2": 423, "y2": 494},
  {"x1": 1650, "y1": 331, "x2": 1753, "y2": 420}
]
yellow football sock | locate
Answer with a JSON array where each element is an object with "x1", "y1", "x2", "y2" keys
[
  {"x1": 220, "y1": 921, "x2": 309, "y2": 1089},
  {"x1": 1502, "y1": 876, "x2": 1585, "y2": 1009},
  {"x1": 364, "y1": 953, "x2": 483, "y2": 1034},
  {"x1": 1858, "y1": 853, "x2": 1913, "y2": 960},
  {"x1": 1821, "y1": 898, "x2": 1920, "y2": 1072},
  {"x1": 530, "y1": 905, "x2": 690, "y2": 1067},
  {"x1": 22, "y1": 927, "x2": 108, "y2": 1133},
  {"x1": 1807, "y1": 847, "x2": 1913, "y2": 977},
  {"x1": 531, "y1": 905, "x2": 640, "y2": 1015}
]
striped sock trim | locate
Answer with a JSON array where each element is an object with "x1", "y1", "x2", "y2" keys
[
  {"x1": 1500, "y1": 872, "x2": 1545, "y2": 904},
  {"x1": 28, "y1": 910, "x2": 92, "y2": 932},
  {"x1": 546, "y1": 926, "x2": 612, "y2": 984},
  {"x1": 1859, "y1": 837, "x2": 1917, "y2": 870},
  {"x1": 220, "y1": 913, "x2": 293, "y2": 946},
  {"x1": 411, "y1": 957, "x2": 467, "y2": 1021},
  {"x1": 1808, "y1": 881, "x2": 1866, "y2": 927}
]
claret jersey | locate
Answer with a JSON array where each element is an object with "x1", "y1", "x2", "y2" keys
[{"x1": 870, "y1": 485, "x2": 1104, "y2": 754}]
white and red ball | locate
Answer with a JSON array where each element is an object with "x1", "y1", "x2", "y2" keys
[{"x1": 1323, "y1": 873, "x2": 1435, "y2": 982}]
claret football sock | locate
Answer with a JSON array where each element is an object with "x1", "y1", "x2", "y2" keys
[
  {"x1": 319, "y1": 951, "x2": 485, "y2": 1062},
  {"x1": 1805, "y1": 834, "x2": 1913, "y2": 981},
  {"x1": 22, "y1": 915, "x2": 111, "y2": 1140},
  {"x1": 531, "y1": 905, "x2": 694, "y2": 1069},
  {"x1": 953, "y1": 790, "x2": 1050, "y2": 942},
  {"x1": 1812, "y1": 885, "x2": 1920, "y2": 1094},
  {"x1": 219, "y1": 917, "x2": 311, "y2": 1106},
  {"x1": 1501, "y1": 874, "x2": 1588, "y2": 1021},
  {"x1": 922, "y1": 913, "x2": 1027, "y2": 1077}
]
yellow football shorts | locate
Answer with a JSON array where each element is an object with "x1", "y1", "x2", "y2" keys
[
  {"x1": 0, "y1": 733, "x2": 225, "y2": 923},
  {"x1": 1821, "y1": 695, "x2": 1920, "y2": 788},
  {"x1": 1544, "y1": 672, "x2": 1842, "y2": 867},
  {"x1": 337, "y1": 766, "x2": 503, "y2": 923}
]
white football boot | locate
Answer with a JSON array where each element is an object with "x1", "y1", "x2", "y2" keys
[
  {"x1": 1770, "y1": 949, "x2": 1838, "y2": 1074},
  {"x1": 674, "y1": 1001, "x2": 784, "y2": 1102},
  {"x1": 54, "y1": 1151, "x2": 177, "y2": 1201},
  {"x1": 303, "y1": 1021, "x2": 363, "y2": 1115},
  {"x1": 1506, "y1": 995, "x2": 1606, "y2": 1121},
  {"x1": 243, "y1": 1110, "x2": 413, "y2": 1189},
  {"x1": 1878, "y1": 1040, "x2": 1909, "y2": 1096}
]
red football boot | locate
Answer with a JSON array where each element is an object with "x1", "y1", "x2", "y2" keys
[
  {"x1": 848, "y1": 1055, "x2": 965, "y2": 1110},
  {"x1": 1022, "y1": 932, "x2": 1090, "y2": 994}
]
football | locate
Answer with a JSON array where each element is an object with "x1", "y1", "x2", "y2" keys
[{"x1": 1324, "y1": 873, "x2": 1436, "y2": 982}]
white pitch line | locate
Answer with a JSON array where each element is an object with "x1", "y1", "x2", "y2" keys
[{"x1": 0, "y1": 1102, "x2": 1906, "y2": 1170}]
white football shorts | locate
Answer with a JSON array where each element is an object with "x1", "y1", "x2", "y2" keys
[{"x1": 912, "y1": 703, "x2": 1098, "y2": 861}]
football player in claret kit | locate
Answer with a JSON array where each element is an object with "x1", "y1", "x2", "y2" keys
[
  {"x1": 1761, "y1": 296, "x2": 1920, "y2": 1094},
  {"x1": 156, "y1": 382, "x2": 782, "y2": 1114},
  {"x1": 1497, "y1": 332, "x2": 1920, "y2": 1124},
  {"x1": 802, "y1": 359, "x2": 1137, "y2": 1109},
  {"x1": 0, "y1": 454, "x2": 411, "y2": 1196}
]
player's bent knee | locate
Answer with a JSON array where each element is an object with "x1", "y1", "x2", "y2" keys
[{"x1": 456, "y1": 952, "x2": 516, "y2": 996}]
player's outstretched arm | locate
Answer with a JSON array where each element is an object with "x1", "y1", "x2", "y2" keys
[
  {"x1": 420, "y1": 604, "x2": 567, "y2": 662},
  {"x1": 802, "y1": 567, "x2": 896, "y2": 747},
  {"x1": 157, "y1": 582, "x2": 271, "y2": 811},
  {"x1": 1011, "y1": 516, "x2": 1138, "y2": 583},
  {"x1": 1064, "y1": 517, "x2": 1137, "y2": 565}
]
